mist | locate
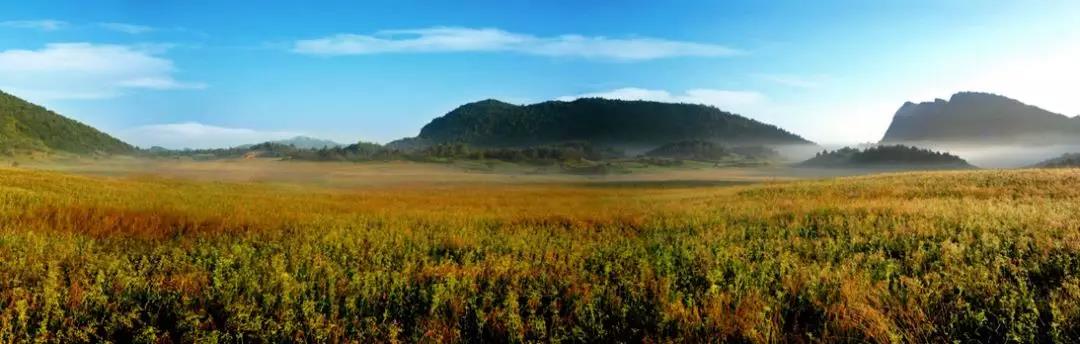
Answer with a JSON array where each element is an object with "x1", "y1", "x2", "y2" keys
[{"x1": 837, "y1": 142, "x2": 1080, "y2": 168}]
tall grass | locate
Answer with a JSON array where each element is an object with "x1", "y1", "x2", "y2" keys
[{"x1": 0, "y1": 167, "x2": 1078, "y2": 342}]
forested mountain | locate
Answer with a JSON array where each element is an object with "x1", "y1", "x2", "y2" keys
[
  {"x1": 880, "y1": 92, "x2": 1080, "y2": 144},
  {"x1": 0, "y1": 90, "x2": 133, "y2": 155},
  {"x1": 413, "y1": 98, "x2": 813, "y2": 149},
  {"x1": 799, "y1": 145, "x2": 974, "y2": 169}
]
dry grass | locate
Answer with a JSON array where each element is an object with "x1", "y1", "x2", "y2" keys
[{"x1": 0, "y1": 164, "x2": 1078, "y2": 342}]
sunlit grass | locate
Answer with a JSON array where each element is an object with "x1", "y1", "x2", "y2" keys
[{"x1": 0, "y1": 167, "x2": 1078, "y2": 342}]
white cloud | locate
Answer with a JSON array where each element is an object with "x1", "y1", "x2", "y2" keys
[
  {"x1": 123, "y1": 122, "x2": 300, "y2": 149},
  {"x1": 557, "y1": 87, "x2": 766, "y2": 109},
  {"x1": 293, "y1": 27, "x2": 741, "y2": 61},
  {"x1": 0, "y1": 19, "x2": 67, "y2": 31},
  {"x1": 97, "y1": 22, "x2": 155, "y2": 34},
  {"x1": 755, "y1": 74, "x2": 827, "y2": 89},
  {"x1": 117, "y1": 77, "x2": 206, "y2": 90},
  {"x1": 0, "y1": 43, "x2": 204, "y2": 100}
]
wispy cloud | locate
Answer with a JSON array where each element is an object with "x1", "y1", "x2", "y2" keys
[
  {"x1": 123, "y1": 122, "x2": 300, "y2": 149},
  {"x1": 558, "y1": 87, "x2": 765, "y2": 108},
  {"x1": 0, "y1": 43, "x2": 205, "y2": 100},
  {"x1": 755, "y1": 74, "x2": 828, "y2": 89},
  {"x1": 293, "y1": 27, "x2": 741, "y2": 61},
  {"x1": 0, "y1": 19, "x2": 68, "y2": 31},
  {"x1": 97, "y1": 22, "x2": 155, "y2": 34}
]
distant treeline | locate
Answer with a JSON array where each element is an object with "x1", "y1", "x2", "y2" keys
[
  {"x1": 141, "y1": 141, "x2": 621, "y2": 164},
  {"x1": 645, "y1": 140, "x2": 780, "y2": 161},
  {"x1": 800, "y1": 145, "x2": 973, "y2": 168},
  {"x1": 141, "y1": 139, "x2": 782, "y2": 165}
]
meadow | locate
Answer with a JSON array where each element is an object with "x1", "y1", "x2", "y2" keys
[{"x1": 0, "y1": 161, "x2": 1078, "y2": 342}]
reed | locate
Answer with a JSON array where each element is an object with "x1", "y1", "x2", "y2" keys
[{"x1": 0, "y1": 167, "x2": 1077, "y2": 342}]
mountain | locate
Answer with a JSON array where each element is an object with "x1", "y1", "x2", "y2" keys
[
  {"x1": 412, "y1": 98, "x2": 813, "y2": 150},
  {"x1": 0, "y1": 90, "x2": 133, "y2": 155},
  {"x1": 270, "y1": 136, "x2": 342, "y2": 149},
  {"x1": 799, "y1": 145, "x2": 974, "y2": 169},
  {"x1": 880, "y1": 92, "x2": 1080, "y2": 145}
]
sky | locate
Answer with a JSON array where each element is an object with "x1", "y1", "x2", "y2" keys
[{"x1": 0, "y1": 0, "x2": 1078, "y2": 149}]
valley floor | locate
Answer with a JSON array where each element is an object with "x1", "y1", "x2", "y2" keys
[
  {"x1": 0, "y1": 160, "x2": 1077, "y2": 342},
  {"x1": 6, "y1": 156, "x2": 886, "y2": 187}
]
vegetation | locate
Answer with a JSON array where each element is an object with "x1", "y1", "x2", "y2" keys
[
  {"x1": 426, "y1": 141, "x2": 623, "y2": 163},
  {"x1": 142, "y1": 141, "x2": 388, "y2": 161},
  {"x1": 144, "y1": 140, "x2": 628, "y2": 167},
  {"x1": 646, "y1": 140, "x2": 780, "y2": 162},
  {"x1": 243, "y1": 136, "x2": 342, "y2": 150},
  {"x1": 0, "y1": 90, "x2": 133, "y2": 155},
  {"x1": 1033, "y1": 153, "x2": 1080, "y2": 168},
  {"x1": 142, "y1": 142, "x2": 301, "y2": 160},
  {"x1": 416, "y1": 98, "x2": 812, "y2": 148},
  {"x1": 0, "y1": 167, "x2": 1078, "y2": 342},
  {"x1": 800, "y1": 145, "x2": 974, "y2": 169},
  {"x1": 646, "y1": 140, "x2": 734, "y2": 160}
]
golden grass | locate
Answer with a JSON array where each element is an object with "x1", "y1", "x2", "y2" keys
[{"x1": 0, "y1": 165, "x2": 1078, "y2": 342}]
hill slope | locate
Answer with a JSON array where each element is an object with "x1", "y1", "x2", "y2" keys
[
  {"x1": 880, "y1": 92, "x2": 1080, "y2": 144},
  {"x1": 0, "y1": 90, "x2": 133, "y2": 155},
  {"x1": 1032, "y1": 153, "x2": 1080, "y2": 168},
  {"x1": 414, "y1": 98, "x2": 813, "y2": 149}
]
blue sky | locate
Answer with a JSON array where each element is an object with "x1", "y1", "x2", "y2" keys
[{"x1": 1, "y1": 1, "x2": 1078, "y2": 148}]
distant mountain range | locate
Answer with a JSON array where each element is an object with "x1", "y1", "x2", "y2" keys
[
  {"x1": 10, "y1": 86, "x2": 1080, "y2": 170},
  {"x1": 404, "y1": 98, "x2": 813, "y2": 150},
  {"x1": 0, "y1": 90, "x2": 132, "y2": 155},
  {"x1": 238, "y1": 136, "x2": 342, "y2": 150},
  {"x1": 881, "y1": 92, "x2": 1080, "y2": 145}
]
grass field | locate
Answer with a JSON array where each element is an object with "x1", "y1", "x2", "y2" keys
[{"x1": 0, "y1": 161, "x2": 1078, "y2": 342}]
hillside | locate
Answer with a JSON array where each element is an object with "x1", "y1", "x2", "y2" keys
[
  {"x1": 799, "y1": 145, "x2": 974, "y2": 169},
  {"x1": 646, "y1": 140, "x2": 734, "y2": 160},
  {"x1": 880, "y1": 92, "x2": 1080, "y2": 144},
  {"x1": 0, "y1": 90, "x2": 133, "y2": 155},
  {"x1": 1032, "y1": 153, "x2": 1080, "y2": 168},
  {"x1": 413, "y1": 98, "x2": 813, "y2": 149}
]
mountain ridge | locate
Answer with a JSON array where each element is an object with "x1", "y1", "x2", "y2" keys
[
  {"x1": 413, "y1": 98, "x2": 814, "y2": 150},
  {"x1": 0, "y1": 90, "x2": 133, "y2": 155},
  {"x1": 881, "y1": 92, "x2": 1079, "y2": 145}
]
